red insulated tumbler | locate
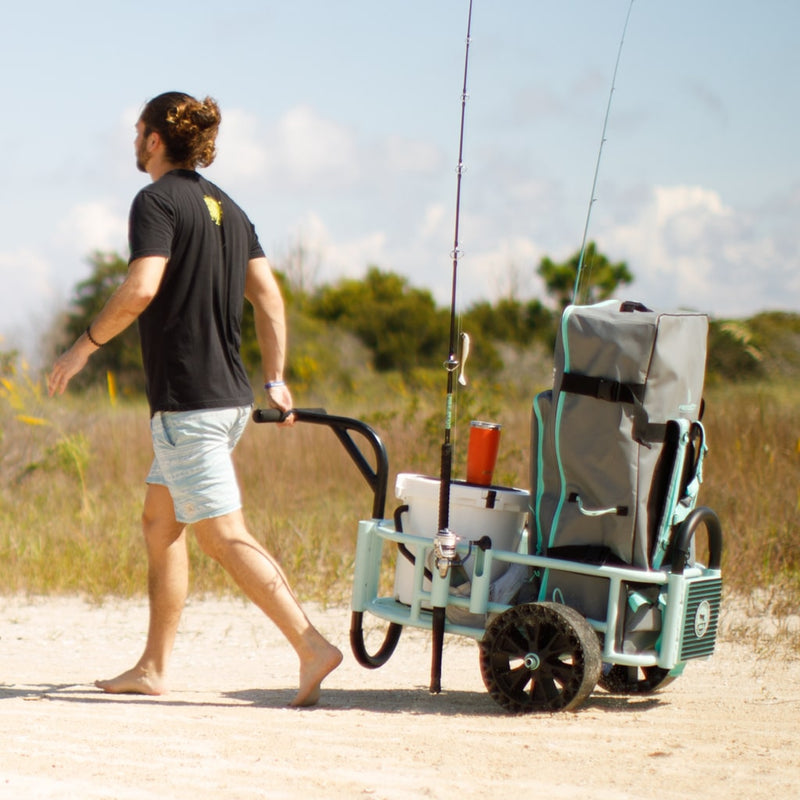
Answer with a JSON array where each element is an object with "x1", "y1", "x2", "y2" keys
[{"x1": 466, "y1": 421, "x2": 502, "y2": 486}]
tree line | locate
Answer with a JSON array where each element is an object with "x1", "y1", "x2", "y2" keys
[
  {"x1": 55, "y1": 243, "x2": 630, "y2": 392},
  {"x1": 48, "y1": 243, "x2": 791, "y2": 394}
]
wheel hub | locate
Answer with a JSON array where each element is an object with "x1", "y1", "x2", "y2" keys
[{"x1": 523, "y1": 652, "x2": 541, "y2": 671}]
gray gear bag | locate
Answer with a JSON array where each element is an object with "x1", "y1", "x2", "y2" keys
[{"x1": 530, "y1": 300, "x2": 708, "y2": 589}]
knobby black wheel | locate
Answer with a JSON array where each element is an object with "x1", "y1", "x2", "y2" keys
[
  {"x1": 479, "y1": 602, "x2": 602, "y2": 713},
  {"x1": 598, "y1": 664, "x2": 676, "y2": 694}
]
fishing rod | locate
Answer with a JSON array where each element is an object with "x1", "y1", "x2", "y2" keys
[
  {"x1": 573, "y1": 0, "x2": 635, "y2": 305},
  {"x1": 430, "y1": 0, "x2": 474, "y2": 695}
]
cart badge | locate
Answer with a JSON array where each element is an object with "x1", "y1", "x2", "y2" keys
[{"x1": 694, "y1": 600, "x2": 712, "y2": 639}]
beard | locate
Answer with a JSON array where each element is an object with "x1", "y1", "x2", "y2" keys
[{"x1": 135, "y1": 137, "x2": 150, "y2": 173}]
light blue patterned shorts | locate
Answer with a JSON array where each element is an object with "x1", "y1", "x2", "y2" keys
[{"x1": 147, "y1": 405, "x2": 252, "y2": 524}]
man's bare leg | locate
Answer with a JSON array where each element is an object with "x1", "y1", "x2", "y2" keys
[
  {"x1": 193, "y1": 510, "x2": 342, "y2": 707},
  {"x1": 96, "y1": 484, "x2": 188, "y2": 695}
]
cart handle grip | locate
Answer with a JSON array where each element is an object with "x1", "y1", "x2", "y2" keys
[
  {"x1": 670, "y1": 506, "x2": 723, "y2": 575},
  {"x1": 253, "y1": 407, "x2": 326, "y2": 423}
]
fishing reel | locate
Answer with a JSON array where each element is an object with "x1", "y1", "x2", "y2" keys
[
  {"x1": 433, "y1": 528, "x2": 459, "y2": 578},
  {"x1": 433, "y1": 528, "x2": 493, "y2": 580}
]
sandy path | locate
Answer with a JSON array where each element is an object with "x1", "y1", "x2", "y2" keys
[{"x1": 1, "y1": 595, "x2": 798, "y2": 799}]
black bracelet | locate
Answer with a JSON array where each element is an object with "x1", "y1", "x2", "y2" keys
[
  {"x1": 264, "y1": 380, "x2": 286, "y2": 391},
  {"x1": 85, "y1": 324, "x2": 104, "y2": 348}
]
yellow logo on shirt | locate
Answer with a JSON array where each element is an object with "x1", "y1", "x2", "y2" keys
[{"x1": 203, "y1": 196, "x2": 223, "y2": 226}]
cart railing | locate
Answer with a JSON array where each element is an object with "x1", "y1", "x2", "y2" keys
[{"x1": 354, "y1": 514, "x2": 720, "y2": 669}]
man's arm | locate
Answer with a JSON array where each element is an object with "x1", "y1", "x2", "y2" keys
[
  {"x1": 48, "y1": 256, "x2": 167, "y2": 396},
  {"x1": 244, "y1": 256, "x2": 294, "y2": 422}
]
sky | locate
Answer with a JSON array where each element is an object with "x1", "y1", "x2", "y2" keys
[{"x1": 1, "y1": 0, "x2": 798, "y2": 360}]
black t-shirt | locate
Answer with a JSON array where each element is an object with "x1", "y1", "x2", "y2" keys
[{"x1": 129, "y1": 170, "x2": 265, "y2": 415}]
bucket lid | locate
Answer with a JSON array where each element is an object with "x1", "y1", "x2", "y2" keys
[{"x1": 395, "y1": 473, "x2": 529, "y2": 511}]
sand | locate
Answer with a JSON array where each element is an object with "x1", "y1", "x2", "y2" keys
[{"x1": 1, "y1": 594, "x2": 798, "y2": 799}]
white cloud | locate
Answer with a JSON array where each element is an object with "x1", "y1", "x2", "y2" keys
[
  {"x1": 326, "y1": 231, "x2": 388, "y2": 276},
  {"x1": 55, "y1": 201, "x2": 128, "y2": 255},
  {"x1": 0, "y1": 249, "x2": 61, "y2": 353},
  {"x1": 276, "y1": 105, "x2": 359, "y2": 183},
  {"x1": 380, "y1": 135, "x2": 441, "y2": 174},
  {"x1": 214, "y1": 107, "x2": 270, "y2": 180},
  {"x1": 602, "y1": 184, "x2": 800, "y2": 316},
  {"x1": 468, "y1": 236, "x2": 545, "y2": 301},
  {"x1": 215, "y1": 104, "x2": 443, "y2": 196},
  {"x1": 0, "y1": 201, "x2": 127, "y2": 355},
  {"x1": 0, "y1": 249, "x2": 55, "y2": 310},
  {"x1": 215, "y1": 104, "x2": 360, "y2": 190},
  {"x1": 283, "y1": 212, "x2": 388, "y2": 285},
  {"x1": 421, "y1": 204, "x2": 447, "y2": 239},
  {"x1": 213, "y1": 106, "x2": 450, "y2": 295}
]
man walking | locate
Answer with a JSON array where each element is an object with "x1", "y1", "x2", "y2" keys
[{"x1": 48, "y1": 91, "x2": 342, "y2": 707}]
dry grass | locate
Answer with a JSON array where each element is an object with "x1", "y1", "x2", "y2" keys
[
  {"x1": 2, "y1": 363, "x2": 799, "y2": 651},
  {"x1": 700, "y1": 382, "x2": 800, "y2": 595}
]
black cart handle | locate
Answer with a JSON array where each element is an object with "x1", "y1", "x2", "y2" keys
[
  {"x1": 671, "y1": 506, "x2": 723, "y2": 575},
  {"x1": 252, "y1": 407, "x2": 389, "y2": 520}
]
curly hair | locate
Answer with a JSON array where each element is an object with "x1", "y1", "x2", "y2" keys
[{"x1": 139, "y1": 91, "x2": 221, "y2": 169}]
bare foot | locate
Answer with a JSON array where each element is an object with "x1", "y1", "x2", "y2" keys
[
  {"x1": 290, "y1": 643, "x2": 343, "y2": 708},
  {"x1": 95, "y1": 666, "x2": 165, "y2": 696}
]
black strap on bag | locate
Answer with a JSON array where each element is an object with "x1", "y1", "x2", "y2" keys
[
  {"x1": 560, "y1": 371, "x2": 666, "y2": 446},
  {"x1": 560, "y1": 372, "x2": 644, "y2": 405}
]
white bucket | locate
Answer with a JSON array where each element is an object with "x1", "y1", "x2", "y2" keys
[{"x1": 392, "y1": 473, "x2": 530, "y2": 605}]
